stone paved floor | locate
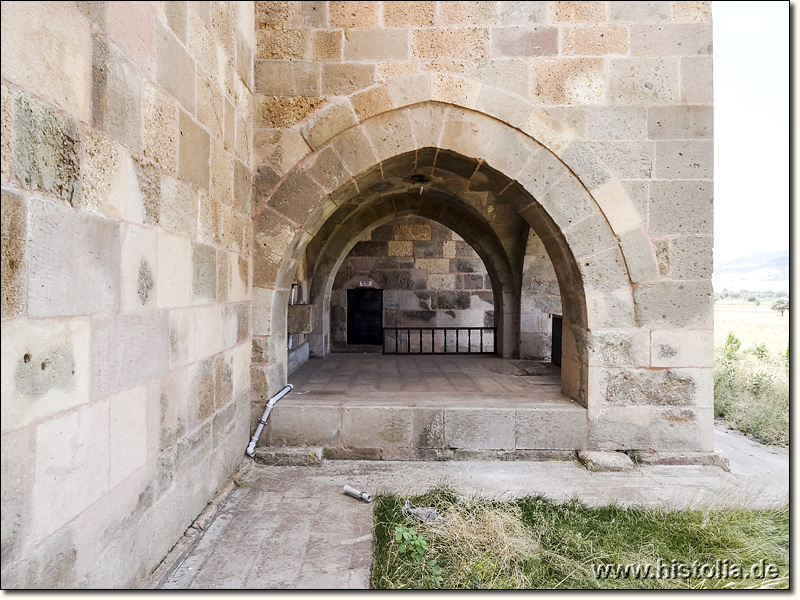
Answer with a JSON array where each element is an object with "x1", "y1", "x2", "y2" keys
[
  {"x1": 288, "y1": 354, "x2": 568, "y2": 406},
  {"x1": 162, "y1": 424, "x2": 789, "y2": 590}
]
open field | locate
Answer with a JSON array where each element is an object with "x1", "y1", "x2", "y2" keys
[{"x1": 714, "y1": 300, "x2": 789, "y2": 354}]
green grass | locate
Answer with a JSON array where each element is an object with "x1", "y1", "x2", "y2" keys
[
  {"x1": 371, "y1": 487, "x2": 789, "y2": 589},
  {"x1": 714, "y1": 334, "x2": 789, "y2": 447}
]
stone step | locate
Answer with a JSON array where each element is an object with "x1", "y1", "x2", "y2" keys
[
  {"x1": 264, "y1": 397, "x2": 587, "y2": 458},
  {"x1": 252, "y1": 446, "x2": 324, "y2": 466}
]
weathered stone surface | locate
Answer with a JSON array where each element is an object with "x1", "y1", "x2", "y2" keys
[
  {"x1": 351, "y1": 86, "x2": 394, "y2": 121},
  {"x1": 633, "y1": 281, "x2": 713, "y2": 328},
  {"x1": 192, "y1": 243, "x2": 217, "y2": 304},
  {"x1": 344, "y1": 29, "x2": 409, "y2": 61},
  {"x1": 618, "y1": 228, "x2": 658, "y2": 283},
  {"x1": 322, "y1": 63, "x2": 375, "y2": 96},
  {"x1": 179, "y1": 111, "x2": 210, "y2": 190},
  {"x1": 28, "y1": 199, "x2": 120, "y2": 317},
  {"x1": 255, "y1": 60, "x2": 321, "y2": 97},
  {"x1": 253, "y1": 446, "x2": 323, "y2": 466},
  {"x1": 92, "y1": 35, "x2": 142, "y2": 152},
  {"x1": 548, "y1": 1, "x2": 606, "y2": 23},
  {"x1": 256, "y1": 29, "x2": 305, "y2": 60},
  {"x1": 560, "y1": 141, "x2": 612, "y2": 189},
  {"x1": 300, "y1": 101, "x2": 358, "y2": 151},
  {"x1": 668, "y1": 236, "x2": 713, "y2": 280},
  {"x1": 516, "y1": 407, "x2": 586, "y2": 450},
  {"x1": 630, "y1": 23, "x2": 712, "y2": 56},
  {"x1": 342, "y1": 406, "x2": 412, "y2": 448},
  {"x1": 532, "y1": 58, "x2": 605, "y2": 105},
  {"x1": 444, "y1": 408, "x2": 515, "y2": 450},
  {"x1": 587, "y1": 406, "x2": 652, "y2": 450},
  {"x1": 561, "y1": 25, "x2": 628, "y2": 55},
  {"x1": 269, "y1": 404, "x2": 340, "y2": 446},
  {"x1": 32, "y1": 401, "x2": 110, "y2": 543},
  {"x1": 382, "y1": 1, "x2": 434, "y2": 26},
  {"x1": 1, "y1": 317, "x2": 91, "y2": 433},
  {"x1": 328, "y1": 1, "x2": 379, "y2": 28},
  {"x1": 81, "y1": 128, "x2": 125, "y2": 218},
  {"x1": 107, "y1": 1, "x2": 155, "y2": 79},
  {"x1": 672, "y1": 1, "x2": 712, "y2": 23},
  {"x1": 312, "y1": 30, "x2": 342, "y2": 61},
  {"x1": 108, "y1": 385, "x2": 149, "y2": 487},
  {"x1": 91, "y1": 312, "x2": 170, "y2": 399},
  {"x1": 651, "y1": 329, "x2": 713, "y2": 368},
  {"x1": 654, "y1": 140, "x2": 713, "y2": 179},
  {"x1": 586, "y1": 330, "x2": 650, "y2": 367},
  {"x1": 143, "y1": 83, "x2": 178, "y2": 172},
  {"x1": 1, "y1": 425, "x2": 34, "y2": 571},
  {"x1": 157, "y1": 232, "x2": 192, "y2": 308},
  {"x1": 578, "y1": 450, "x2": 636, "y2": 472},
  {"x1": 120, "y1": 224, "x2": 157, "y2": 311},
  {"x1": 608, "y1": 58, "x2": 679, "y2": 104},
  {"x1": 649, "y1": 180, "x2": 713, "y2": 234},
  {"x1": 651, "y1": 407, "x2": 713, "y2": 452},
  {"x1": 412, "y1": 28, "x2": 489, "y2": 60},
  {"x1": 0, "y1": 83, "x2": 11, "y2": 184},
  {"x1": 647, "y1": 105, "x2": 713, "y2": 139},
  {"x1": 287, "y1": 304, "x2": 313, "y2": 334},
  {"x1": 587, "y1": 106, "x2": 647, "y2": 140},
  {"x1": 491, "y1": 26, "x2": 557, "y2": 57},
  {"x1": 1, "y1": 189, "x2": 27, "y2": 320},
  {"x1": 587, "y1": 140, "x2": 654, "y2": 179},
  {"x1": 256, "y1": 96, "x2": 326, "y2": 129},
  {"x1": 267, "y1": 171, "x2": 325, "y2": 227},
  {"x1": 609, "y1": 1, "x2": 671, "y2": 22},
  {"x1": 681, "y1": 56, "x2": 713, "y2": 104},
  {"x1": 160, "y1": 175, "x2": 197, "y2": 237},
  {"x1": 0, "y1": 2, "x2": 92, "y2": 123},
  {"x1": 14, "y1": 95, "x2": 81, "y2": 205}
]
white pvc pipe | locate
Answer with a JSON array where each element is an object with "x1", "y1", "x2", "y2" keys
[
  {"x1": 245, "y1": 384, "x2": 294, "y2": 457},
  {"x1": 343, "y1": 485, "x2": 372, "y2": 503}
]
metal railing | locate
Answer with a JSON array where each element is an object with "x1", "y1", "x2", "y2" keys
[{"x1": 382, "y1": 327, "x2": 497, "y2": 355}]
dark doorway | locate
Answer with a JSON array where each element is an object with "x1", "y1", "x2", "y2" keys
[{"x1": 347, "y1": 288, "x2": 383, "y2": 345}]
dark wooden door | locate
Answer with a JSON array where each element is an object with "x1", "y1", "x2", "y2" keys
[{"x1": 347, "y1": 288, "x2": 383, "y2": 345}]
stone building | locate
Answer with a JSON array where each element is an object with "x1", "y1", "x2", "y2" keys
[{"x1": 1, "y1": 1, "x2": 714, "y2": 588}]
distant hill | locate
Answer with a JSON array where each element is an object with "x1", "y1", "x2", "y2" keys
[{"x1": 713, "y1": 250, "x2": 789, "y2": 292}]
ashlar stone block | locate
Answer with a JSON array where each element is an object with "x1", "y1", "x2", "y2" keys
[
  {"x1": 648, "y1": 180, "x2": 712, "y2": 235},
  {"x1": 1, "y1": 317, "x2": 91, "y2": 433},
  {"x1": 654, "y1": 140, "x2": 713, "y2": 179},
  {"x1": 157, "y1": 232, "x2": 192, "y2": 309},
  {"x1": 81, "y1": 127, "x2": 126, "y2": 219},
  {"x1": 633, "y1": 281, "x2": 713, "y2": 328},
  {"x1": 28, "y1": 199, "x2": 121, "y2": 317},
  {"x1": 143, "y1": 82, "x2": 178, "y2": 172},
  {"x1": 608, "y1": 57, "x2": 679, "y2": 105},
  {"x1": 651, "y1": 329, "x2": 713, "y2": 368},
  {"x1": 444, "y1": 408, "x2": 515, "y2": 450},
  {"x1": 531, "y1": 58, "x2": 605, "y2": 105},
  {"x1": 179, "y1": 111, "x2": 210, "y2": 190},
  {"x1": 1, "y1": 189, "x2": 27, "y2": 321},
  {"x1": 342, "y1": 406, "x2": 412, "y2": 448},
  {"x1": 109, "y1": 385, "x2": 149, "y2": 487},
  {"x1": 120, "y1": 223, "x2": 158, "y2": 311}
]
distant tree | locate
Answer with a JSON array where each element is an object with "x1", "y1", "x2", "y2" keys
[
  {"x1": 771, "y1": 298, "x2": 789, "y2": 316},
  {"x1": 746, "y1": 295, "x2": 758, "y2": 304},
  {"x1": 775, "y1": 290, "x2": 788, "y2": 298}
]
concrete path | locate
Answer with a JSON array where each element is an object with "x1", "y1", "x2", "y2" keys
[{"x1": 162, "y1": 425, "x2": 788, "y2": 589}]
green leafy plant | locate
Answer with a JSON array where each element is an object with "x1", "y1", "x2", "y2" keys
[{"x1": 394, "y1": 525, "x2": 443, "y2": 588}]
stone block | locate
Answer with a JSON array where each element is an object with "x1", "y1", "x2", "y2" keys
[
  {"x1": 548, "y1": 1, "x2": 606, "y2": 23},
  {"x1": 0, "y1": 2, "x2": 92, "y2": 123},
  {"x1": 584, "y1": 288, "x2": 635, "y2": 329},
  {"x1": 1, "y1": 189, "x2": 27, "y2": 320},
  {"x1": 255, "y1": 95, "x2": 326, "y2": 129},
  {"x1": 560, "y1": 140, "x2": 613, "y2": 190},
  {"x1": 92, "y1": 35, "x2": 142, "y2": 153},
  {"x1": 673, "y1": 1, "x2": 712, "y2": 23},
  {"x1": 141, "y1": 83, "x2": 178, "y2": 174},
  {"x1": 497, "y1": 2, "x2": 546, "y2": 24},
  {"x1": 1, "y1": 425, "x2": 34, "y2": 571},
  {"x1": 516, "y1": 407, "x2": 586, "y2": 450},
  {"x1": 411, "y1": 28, "x2": 489, "y2": 60},
  {"x1": 228, "y1": 252, "x2": 250, "y2": 303},
  {"x1": 520, "y1": 332, "x2": 551, "y2": 359},
  {"x1": 578, "y1": 450, "x2": 636, "y2": 471},
  {"x1": 618, "y1": 228, "x2": 658, "y2": 283},
  {"x1": 287, "y1": 304, "x2": 313, "y2": 334},
  {"x1": 388, "y1": 73, "x2": 432, "y2": 108},
  {"x1": 587, "y1": 329, "x2": 650, "y2": 368},
  {"x1": 194, "y1": 304, "x2": 226, "y2": 359},
  {"x1": 331, "y1": 126, "x2": 378, "y2": 180},
  {"x1": 588, "y1": 141, "x2": 654, "y2": 179},
  {"x1": 109, "y1": 385, "x2": 149, "y2": 487},
  {"x1": 654, "y1": 140, "x2": 713, "y2": 179},
  {"x1": 192, "y1": 243, "x2": 217, "y2": 305},
  {"x1": 160, "y1": 175, "x2": 197, "y2": 237},
  {"x1": 312, "y1": 30, "x2": 342, "y2": 61},
  {"x1": 91, "y1": 311, "x2": 170, "y2": 399},
  {"x1": 269, "y1": 404, "x2": 340, "y2": 446},
  {"x1": 350, "y1": 86, "x2": 394, "y2": 121},
  {"x1": 209, "y1": 140, "x2": 233, "y2": 209},
  {"x1": 412, "y1": 408, "x2": 444, "y2": 448},
  {"x1": 491, "y1": 26, "x2": 557, "y2": 57},
  {"x1": 164, "y1": 1, "x2": 188, "y2": 41},
  {"x1": 651, "y1": 329, "x2": 713, "y2": 368},
  {"x1": 300, "y1": 101, "x2": 358, "y2": 151},
  {"x1": 533, "y1": 173, "x2": 598, "y2": 231},
  {"x1": 382, "y1": 1, "x2": 434, "y2": 26},
  {"x1": 178, "y1": 111, "x2": 210, "y2": 190},
  {"x1": 28, "y1": 199, "x2": 120, "y2": 317},
  {"x1": 649, "y1": 180, "x2": 713, "y2": 234},
  {"x1": 651, "y1": 407, "x2": 713, "y2": 452},
  {"x1": 437, "y1": 1, "x2": 499, "y2": 25},
  {"x1": 1, "y1": 317, "x2": 91, "y2": 433},
  {"x1": 341, "y1": 406, "x2": 412, "y2": 448},
  {"x1": 189, "y1": 359, "x2": 215, "y2": 427},
  {"x1": 256, "y1": 28, "x2": 304, "y2": 60},
  {"x1": 647, "y1": 105, "x2": 713, "y2": 139},
  {"x1": 631, "y1": 23, "x2": 712, "y2": 56},
  {"x1": 444, "y1": 408, "x2": 515, "y2": 450},
  {"x1": 681, "y1": 56, "x2": 713, "y2": 104},
  {"x1": 344, "y1": 29, "x2": 409, "y2": 61},
  {"x1": 328, "y1": 1, "x2": 379, "y2": 28},
  {"x1": 107, "y1": 0, "x2": 155, "y2": 78},
  {"x1": 608, "y1": 58, "x2": 679, "y2": 105},
  {"x1": 81, "y1": 128, "x2": 126, "y2": 219},
  {"x1": 120, "y1": 224, "x2": 158, "y2": 311},
  {"x1": 514, "y1": 146, "x2": 569, "y2": 200},
  {"x1": 364, "y1": 112, "x2": 415, "y2": 162},
  {"x1": 125, "y1": 156, "x2": 161, "y2": 227},
  {"x1": 668, "y1": 236, "x2": 713, "y2": 279},
  {"x1": 609, "y1": 1, "x2": 671, "y2": 22},
  {"x1": 1, "y1": 83, "x2": 10, "y2": 185},
  {"x1": 633, "y1": 281, "x2": 712, "y2": 328},
  {"x1": 404, "y1": 102, "x2": 445, "y2": 148},
  {"x1": 254, "y1": 60, "x2": 321, "y2": 97},
  {"x1": 233, "y1": 160, "x2": 250, "y2": 215},
  {"x1": 587, "y1": 106, "x2": 647, "y2": 140},
  {"x1": 561, "y1": 25, "x2": 628, "y2": 55},
  {"x1": 322, "y1": 63, "x2": 376, "y2": 96},
  {"x1": 32, "y1": 400, "x2": 110, "y2": 543},
  {"x1": 157, "y1": 232, "x2": 192, "y2": 309},
  {"x1": 251, "y1": 288, "x2": 274, "y2": 336},
  {"x1": 531, "y1": 58, "x2": 605, "y2": 105},
  {"x1": 586, "y1": 406, "x2": 652, "y2": 450},
  {"x1": 472, "y1": 59, "x2": 530, "y2": 101},
  {"x1": 14, "y1": 94, "x2": 80, "y2": 205},
  {"x1": 267, "y1": 170, "x2": 326, "y2": 228}
]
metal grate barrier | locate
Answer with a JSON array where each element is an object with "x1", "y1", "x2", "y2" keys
[{"x1": 382, "y1": 327, "x2": 497, "y2": 355}]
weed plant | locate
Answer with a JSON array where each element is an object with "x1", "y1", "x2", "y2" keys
[
  {"x1": 714, "y1": 333, "x2": 789, "y2": 447},
  {"x1": 371, "y1": 487, "x2": 789, "y2": 589}
]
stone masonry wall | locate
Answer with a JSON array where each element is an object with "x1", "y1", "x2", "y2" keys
[
  {"x1": 251, "y1": 1, "x2": 715, "y2": 453},
  {"x1": 330, "y1": 216, "x2": 494, "y2": 350},
  {"x1": 1, "y1": 1, "x2": 254, "y2": 588}
]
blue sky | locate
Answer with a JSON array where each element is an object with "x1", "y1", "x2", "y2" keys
[{"x1": 711, "y1": 1, "x2": 789, "y2": 264}]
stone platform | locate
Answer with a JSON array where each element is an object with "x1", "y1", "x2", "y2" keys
[{"x1": 264, "y1": 354, "x2": 586, "y2": 459}]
